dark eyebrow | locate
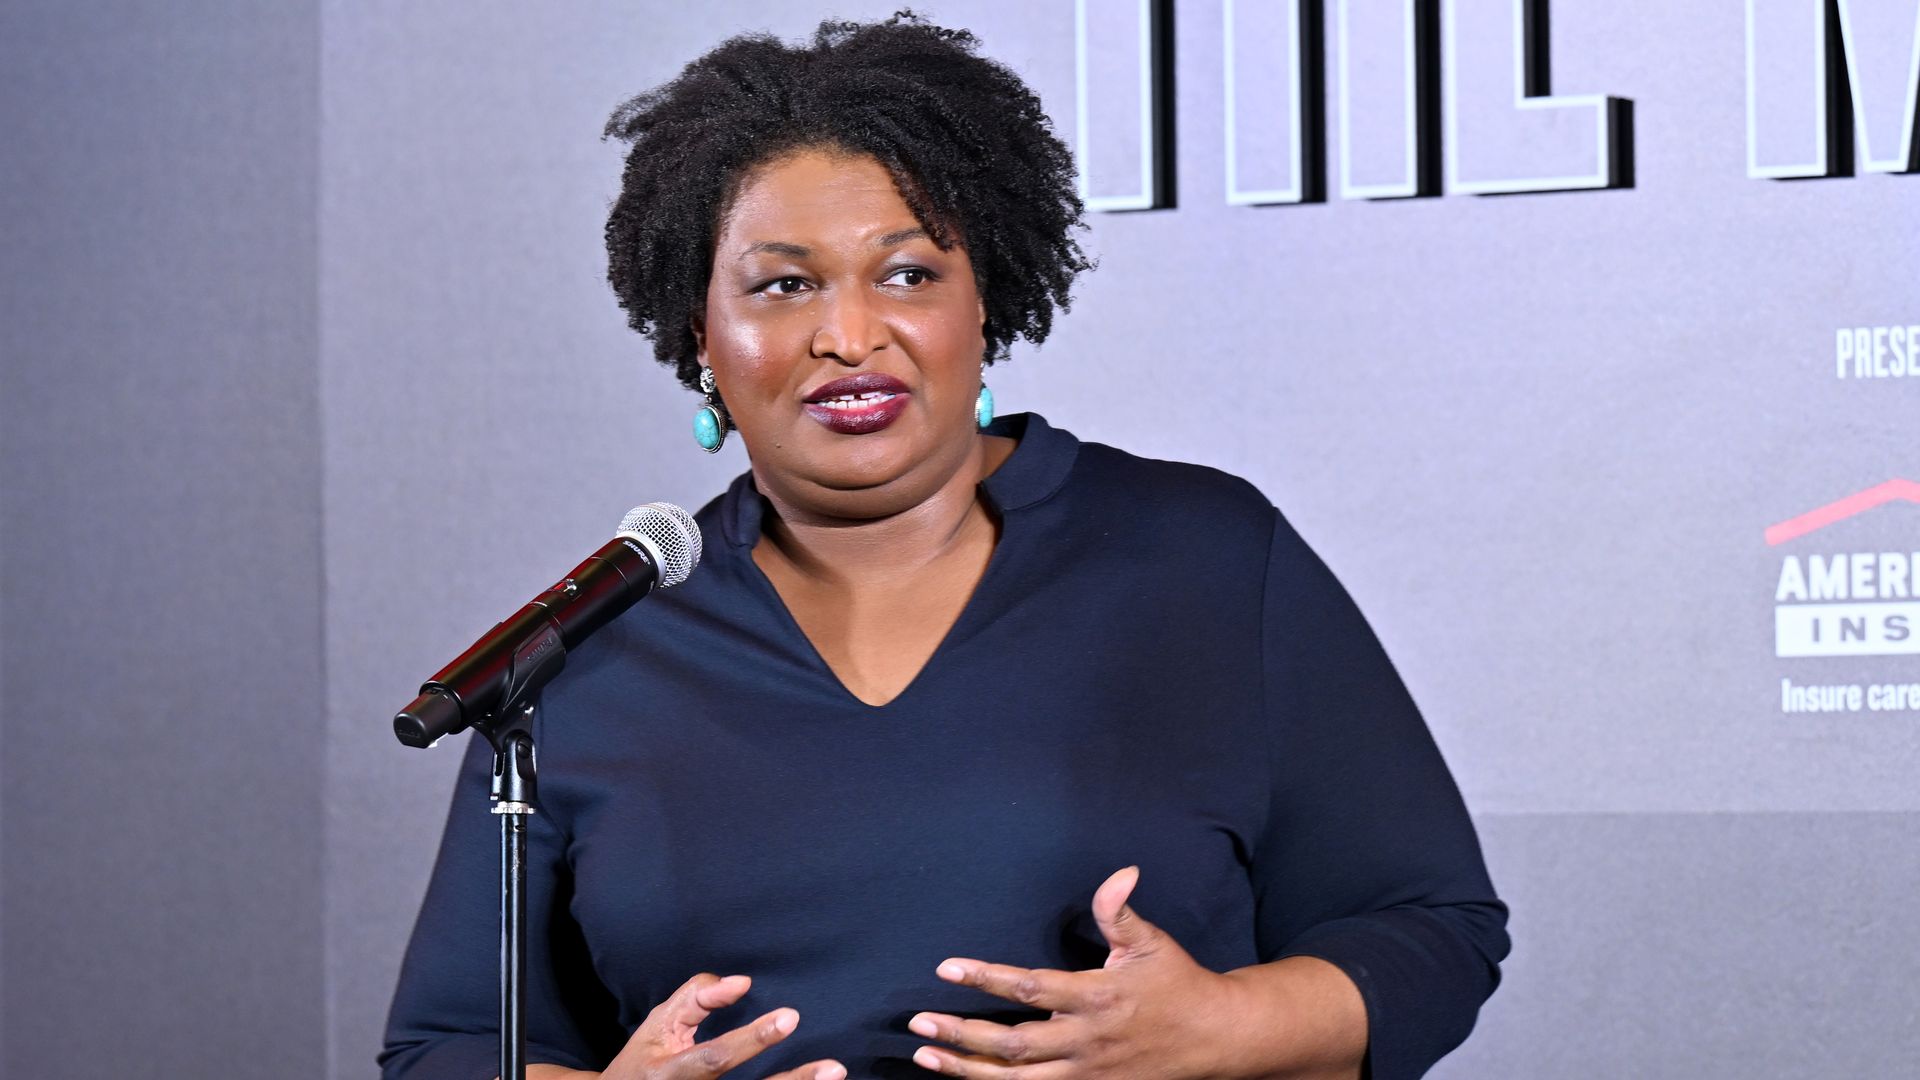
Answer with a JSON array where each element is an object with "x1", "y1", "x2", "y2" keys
[
  {"x1": 738, "y1": 228, "x2": 929, "y2": 261},
  {"x1": 873, "y1": 227, "x2": 929, "y2": 248},
  {"x1": 740, "y1": 240, "x2": 811, "y2": 259}
]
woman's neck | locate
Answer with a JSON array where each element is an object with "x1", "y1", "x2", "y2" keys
[{"x1": 751, "y1": 433, "x2": 1016, "y2": 588}]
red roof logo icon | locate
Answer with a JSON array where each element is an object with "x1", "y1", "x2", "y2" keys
[{"x1": 1764, "y1": 479, "x2": 1920, "y2": 546}]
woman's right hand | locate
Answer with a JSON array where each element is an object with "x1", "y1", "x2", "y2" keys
[{"x1": 524, "y1": 972, "x2": 845, "y2": 1080}]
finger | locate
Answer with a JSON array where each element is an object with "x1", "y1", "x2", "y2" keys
[
  {"x1": 908, "y1": 1011, "x2": 1078, "y2": 1064},
  {"x1": 663, "y1": 1007, "x2": 799, "y2": 1080},
  {"x1": 935, "y1": 959, "x2": 1087, "y2": 1012},
  {"x1": 690, "y1": 973, "x2": 752, "y2": 1012},
  {"x1": 658, "y1": 973, "x2": 752, "y2": 1041},
  {"x1": 910, "y1": 1045, "x2": 1076, "y2": 1080},
  {"x1": 765, "y1": 1058, "x2": 847, "y2": 1080},
  {"x1": 1090, "y1": 865, "x2": 1160, "y2": 964}
]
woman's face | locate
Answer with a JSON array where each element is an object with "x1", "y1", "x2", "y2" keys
[{"x1": 694, "y1": 148, "x2": 988, "y2": 519}]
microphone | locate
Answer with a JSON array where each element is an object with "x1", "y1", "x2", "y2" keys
[{"x1": 392, "y1": 502, "x2": 702, "y2": 749}]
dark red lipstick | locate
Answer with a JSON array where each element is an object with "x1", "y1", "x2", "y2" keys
[{"x1": 802, "y1": 372, "x2": 911, "y2": 434}]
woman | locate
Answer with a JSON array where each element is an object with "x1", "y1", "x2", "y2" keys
[{"x1": 382, "y1": 14, "x2": 1507, "y2": 1080}]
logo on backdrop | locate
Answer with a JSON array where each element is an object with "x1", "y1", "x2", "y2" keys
[
  {"x1": 1071, "y1": 0, "x2": 1920, "y2": 211},
  {"x1": 1835, "y1": 322, "x2": 1920, "y2": 380},
  {"x1": 1770, "y1": 479, "x2": 1920, "y2": 714}
]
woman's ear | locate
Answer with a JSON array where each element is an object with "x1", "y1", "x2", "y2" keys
[{"x1": 689, "y1": 310, "x2": 708, "y2": 362}]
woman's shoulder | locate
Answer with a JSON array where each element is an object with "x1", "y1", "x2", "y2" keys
[{"x1": 1064, "y1": 434, "x2": 1278, "y2": 543}]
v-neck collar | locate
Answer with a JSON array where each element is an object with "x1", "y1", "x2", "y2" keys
[
  {"x1": 714, "y1": 412, "x2": 1080, "y2": 711},
  {"x1": 717, "y1": 411, "x2": 1081, "y2": 550}
]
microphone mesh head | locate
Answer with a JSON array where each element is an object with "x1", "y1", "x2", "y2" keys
[{"x1": 617, "y1": 502, "x2": 702, "y2": 587}]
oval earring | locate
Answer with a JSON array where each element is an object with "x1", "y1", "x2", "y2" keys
[
  {"x1": 694, "y1": 367, "x2": 727, "y2": 453},
  {"x1": 975, "y1": 381, "x2": 995, "y2": 429}
]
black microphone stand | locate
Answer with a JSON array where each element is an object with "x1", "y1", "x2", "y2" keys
[
  {"x1": 486, "y1": 698, "x2": 541, "y2": 1080},
  {"x1": 393, "y1": 506, "x2": 694, "y2": 1079},
  {"x1": 395, "y1": 586, "x2": 638, "y2": 1080}
]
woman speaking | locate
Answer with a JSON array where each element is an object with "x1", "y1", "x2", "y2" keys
[{"x1": 382, "y1": 14, "x2": 1507, "y2": 1080}]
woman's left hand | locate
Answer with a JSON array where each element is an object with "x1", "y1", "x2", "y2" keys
[{"x1": 906, "y1": 865, "x2": 1253, "y2": 1080}]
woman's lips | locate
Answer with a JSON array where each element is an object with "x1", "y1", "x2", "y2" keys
[
  {"x1": 803, "y1": 391, "x2": 910, "y2": 434},
  {"x1": 802, "y1": 372, "x2": 912, "y2": 434}
]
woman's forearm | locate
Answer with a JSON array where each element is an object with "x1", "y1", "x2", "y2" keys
[{"x1": 1212, "y1": 956, "x2": 1368, "y2": 1080}]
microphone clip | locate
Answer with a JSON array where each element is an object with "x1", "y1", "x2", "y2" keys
[{"x1": 488, "y1": 698, "x2": 539, "y2": 817}]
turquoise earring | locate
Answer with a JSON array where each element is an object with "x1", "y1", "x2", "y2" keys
[
  {"x1": 694, "y1": 367, "x2": 726, "y2": 453},
  {"x1": 975, "y1": 381, "x2": 994, "y2": 429}
]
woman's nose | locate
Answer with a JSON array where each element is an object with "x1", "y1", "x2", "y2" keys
[{"x1": 810, "y1": 288, "x2": 889, "y2": 363}]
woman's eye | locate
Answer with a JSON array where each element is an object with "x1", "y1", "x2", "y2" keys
[
  {"x1": 884, "y1": 267, "x2": 931, "y2": 287},
  {"x1": 762, "y1": 276, "x2": 809, "y2": 295}
]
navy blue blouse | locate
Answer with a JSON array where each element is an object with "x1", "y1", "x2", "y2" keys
[{"x1": 381, "y1": 412, "x2": 1508, "y2": 1080}]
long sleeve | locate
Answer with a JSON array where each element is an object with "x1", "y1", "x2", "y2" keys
[
  {"x1": 380, "y1": 730, "x2": 627, "y2": 1078},
  {"x1": 1251, "y1": 507, "x2": 1509, "y2": 1080}
]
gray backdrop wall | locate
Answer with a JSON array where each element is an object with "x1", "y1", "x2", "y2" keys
[{"x1": 3, "y1": 1, "x2": 1915, "y2": 1076}]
